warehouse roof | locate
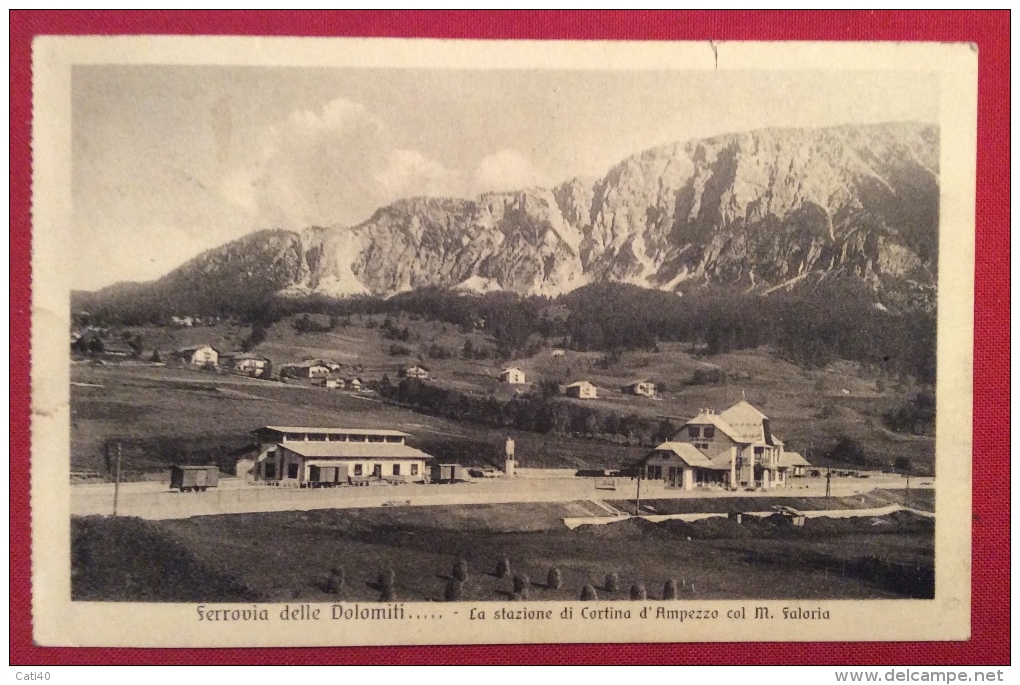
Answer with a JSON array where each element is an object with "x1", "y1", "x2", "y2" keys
[
  {"x1": 257, "y1": 426, "x2": 410, "y2": 437},
  {"x1": 278, "y1": 442, "x2": 433, "y2": 460}
]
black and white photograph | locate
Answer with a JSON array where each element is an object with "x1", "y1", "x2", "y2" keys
[{"x1": 31, "y1": 37, "x2": 976, "y2": 647}]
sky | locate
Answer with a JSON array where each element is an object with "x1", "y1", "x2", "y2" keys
[{"x1": 71, "y1": 66, "x2": 938, "y2": 290}]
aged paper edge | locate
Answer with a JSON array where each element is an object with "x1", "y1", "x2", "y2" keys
[{"x1": 30, "y1": 37, "x2": 977, "y2": 647}]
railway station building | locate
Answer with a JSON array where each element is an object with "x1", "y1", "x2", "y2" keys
[
  {"x1": 640, "y1": 400, "x2": 809, "y2": 490},
  {"x1": 251, "y1": 426, "x2": 433, "y2": 487}
]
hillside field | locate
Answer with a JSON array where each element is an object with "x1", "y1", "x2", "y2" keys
[{"x1": 71, "y1": 313, "x2": 935, "y2": 481}]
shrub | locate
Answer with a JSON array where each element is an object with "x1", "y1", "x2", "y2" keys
[
  {"x1": 513, "y1": 589, "x2": 529, "y2": 601},
  {"x1": 326, "y1": 567, "x2": 345, "y2": 595},
  {"x1": 604, "y1": 572, "x2": 619, "y2": 593},
  {"x1": 379, "y1": 586, "x2": 396, "y2": 602},
  {"x1": 512, "y1": 574, "x2": 529, "y2": 595},
  {"x1": 444, "y1": 579, "x2": 463, "y2": 602},
  {"x1": 546, "y1": 567, "x2": 562, "y2": 590},
  {"x1": 378, "y1": 568, "x2": 395, "y2": 590},
  {"x1": 453, "y1": 558, "x2": 469, "y2": 582},
  {"x1": 580, "y1": 584, "x2": 598, "y2": 601},
  {"x1": 630, "y1": 582, "x2": 647, "y2": 600},
  {"x1": 496, "y1": 556, "x2": 511, "y2": 579},
  {"x1": 662, "y1": 579, "x2": 678, "y2": 600}
]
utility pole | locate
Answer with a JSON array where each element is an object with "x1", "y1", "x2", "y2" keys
[
  {"x1": 904, "y1": 469, "x2": 911, "y2": 510},
  {"x1": 825, "y1": 466, "x2": 831, "y2": 508},
  {"x1": 634, "y1": 475, "x2": 642, "y2": 516},
  {"x1": 113, "y1": 441, "x2": 122, "y2": 517}
]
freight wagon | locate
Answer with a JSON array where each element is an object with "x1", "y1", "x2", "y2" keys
[
  {"x1": 431, "y1": 463, "x2": 469, "y2": 484},
  {"x1": 170, "y1": 465, "x2": 220, "y2": 492}
]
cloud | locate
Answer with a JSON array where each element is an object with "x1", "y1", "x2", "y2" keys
[
  {"x1": 374, "y1": 149, "x2": 463, "y2": 200},
  {"x1": 218, "y1": 100, "x2": 549, "y2": 231},
  {"x1": 221, "y1": 98, "x2": 471, "y2": 229},
  {"x1": 474, "y1": 149, "x2": 545, "y2": 193}
]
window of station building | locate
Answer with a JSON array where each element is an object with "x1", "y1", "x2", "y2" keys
[
  {"x1": 353, "y1": 464, "x2": 363, "y2": 476},
  {"x1": 368, "y1": 435, "x2": 385, "y2": 443},
  {"x1": 392, "y1": 464, "x2": 401, "y2": 476},
  {"x1": 308, "y1": 433, "x2": 327, "y2": 441},
  {"x1": 287, "y1": 463, "x2": 299, "y2": 479},
  {"x1": 703, "y1": 426, "x2": 715, "y2": 439},
  {"x1": 263, "y1": 463, "x2": 276, "y2": 479},
  {"x1": 411, "y1": 463, "x2": 419, "y2": 475},
  {"x1": 648, "y1": 466, "x2": 662, "y2": 480},
  {"x1": 688, "y1": 426, "x2": 701, "y2": 438},
  {"x1": 385, "y1": 435, "x2": 402, "y2": 443},
  {"x1": 285, "y1": 433, "x2": 303, "y2": 442}
]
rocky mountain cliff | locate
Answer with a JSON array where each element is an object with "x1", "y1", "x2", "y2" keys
[{"x1": 81, "y1": 122, "x2": 940, "y2": 314}]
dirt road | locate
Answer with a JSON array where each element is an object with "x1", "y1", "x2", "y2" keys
[{"x1": 71, "y1": 472, "x2": 930, "y2": 520}]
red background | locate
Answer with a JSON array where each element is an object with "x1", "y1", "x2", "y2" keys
[{"x1": 9, "y1": 10, "x2": 1010, "y2": 666}]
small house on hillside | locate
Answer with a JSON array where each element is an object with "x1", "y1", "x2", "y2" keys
[
  {"x1": 400, "y1": 365, "x2": 430, "y2": 380},
  {"x1": 622, "y1": 379, "x2": 656, "y2": 397},
  {"x1": 101, "y1": 340, "x2": 136, "y2": 357},
  {"x1": 316, "y1": 377, "x2": 342, "y2": 389},
  {"x1": 283, "y1": 360, "x2": 331, "y2": 379},
  {"x1": 500, "y1": 367, "x2": 526, "y2": 384},
  {"x1": 346, "y1": 377, "x2": 362, "y2": 392},
  {"x1": 176, "y1": 344, "x2": 219, "y2": 366},
  {"x1": 221, "y1": 351, "x2": 269, "y2": 376},
  {"x1": 565, "y1": 380, "x2": 598, "y2": 399},
  {"x1": 551, "y1": 349, "x2": 565, "y2": 357}
]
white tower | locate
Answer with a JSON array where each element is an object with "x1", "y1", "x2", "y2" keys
[{"x1": 504, "y1": 437, "x2": 516, "y2": 478}]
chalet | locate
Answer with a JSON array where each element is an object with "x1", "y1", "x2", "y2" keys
[
  {"x1": 251, "y1": 426, "x2": 433, "y2": 486},
  {"x1": 282, "y1": 360, "x2": 331, "y2": 379},
  {"x1": 639, "y1": 400, "x2": 809, "y2": 490},
  {"x1": 315, "y1": 378, "x2": 342, "y2": 389},
  {"x1": 551, "y1": 350, "x2": 565, "y2": 357},
  {"x1": 176, "y1": 344, "x2": 219, "y2": 366},
  {"x1": 221, "y1": 351, "x2": 269, "y2": 376},
  {"x1": 400, "y1": 365, "x2": 430, "y2": 380},
  {"x1": 500, "y1": 367, "x2": 526, "y2": 384},
  {"x1": 346, "y1": 377, "x2": 362, "y2": 392},
  {"x1": 101, "y1": 340, "x2": 136, "y2": 357},
  {"x1": 564, "y1": 380, "x2": 598, "y2": 399},
  {"x1": 622, "y1": 379, "x2": 656, "y2": 397}
]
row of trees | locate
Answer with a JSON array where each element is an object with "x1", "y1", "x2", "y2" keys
[
  {"x1": 375, "y1": 377, "x2": 677, "y2": 446},
  {"x1": 79, "y1": 279, "x2": 937, "y2": 385}
]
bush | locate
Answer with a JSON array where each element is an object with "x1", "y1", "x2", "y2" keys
[
  {"x1": 378, "y1": 568, "x2": 395, "y2": 590},
  {"x1": 326, "y1": 567, "x2": 345, "y2": 595},
  {"x1": 496, "y1": 556, "x2": 511, "y2": 579},
  {"x1": 379, "y1": 586, "x2": 396, "y2": 602},
  {"x1": 826, "y1": 436, "x2": 868, "y2": 467},
  {"x1": 546, "y1": 567, "x2": 562, "y2": 590},
  {"x1": 453, "y1": 558, "x2": 469, "y2": 582},
  {"x1": 662, "y1": 578, "x2": 678, "y2": 600},
  {"x1": 604, "y1": 572, "x2": 619, "y2": 593},
  {"x1": 444, "y1": 579, "x2": 463, "y2": 602},
  {"x1": 580, "y1": 584, "x2": 598, "y2": 601},
  {"x1": 630, "y1": 582, "x2": 647, "y2": 600},
  {"x1": 512, "y1": 574, "x2": 529, "y2": 595},
  {"x1": 513, "y1": 589, "x2": 529, "y2": 601}
]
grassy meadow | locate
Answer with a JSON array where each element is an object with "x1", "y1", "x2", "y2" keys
[{"x1": 71, "y1": 501, "x2": 935, "y2": 603}]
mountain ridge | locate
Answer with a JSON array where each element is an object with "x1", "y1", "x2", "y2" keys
[{"x1": 76, "y1": 121, "x2": 939, "y2": 315}]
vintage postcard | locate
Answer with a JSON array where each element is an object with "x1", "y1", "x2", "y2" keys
[{"x1": 31, "y1": 37, "x2": 977, "y2": 647}]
